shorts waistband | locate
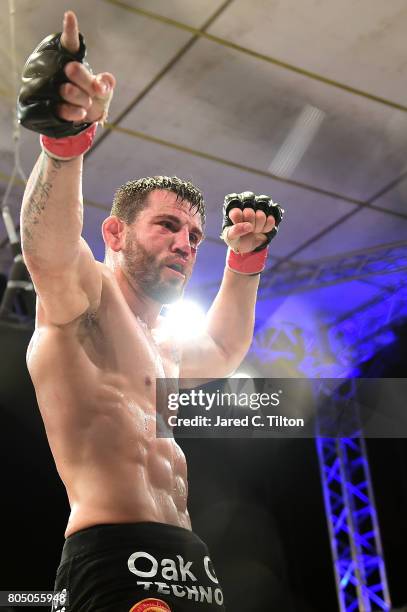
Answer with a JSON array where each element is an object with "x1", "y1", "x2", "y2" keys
[{"x1": 61, "y1": 522, "x2": 206, "y2": 564}]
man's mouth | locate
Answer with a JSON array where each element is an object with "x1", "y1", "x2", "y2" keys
[{"x1": 165, "y1": 263, "x2": 186, "y2": 278}]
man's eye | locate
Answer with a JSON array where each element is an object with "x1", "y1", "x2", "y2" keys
[{"x1": 160, "y1": 221, "x2": 174, "y2": 230}]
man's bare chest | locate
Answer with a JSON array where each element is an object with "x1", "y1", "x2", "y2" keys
[
  {"x1": 67, "y1": 289, "x2": 181, "y2": 405},
  {"x1": 28, "y1": 288, "x2": 181, "y2": 404}
]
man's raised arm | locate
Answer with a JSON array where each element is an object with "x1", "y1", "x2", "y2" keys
[
  {"x1": 19, "y1": 11, "x2": 115, "y2": 325},
  {"x1": 180, "y1": 192, "x2": 284, "y2": 379}
]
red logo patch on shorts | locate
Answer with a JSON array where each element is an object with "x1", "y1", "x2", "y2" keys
[{"x1": 129, "y1": 598, "x2": 171, "y2": 612}]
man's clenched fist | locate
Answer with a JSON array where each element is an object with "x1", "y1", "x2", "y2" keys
[{"x1": 221, "y1": 192, "x2": 284, "y2": 254}]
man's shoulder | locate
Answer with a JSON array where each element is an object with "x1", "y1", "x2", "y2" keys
[
  {"x1": 33, "y1": 261, "x2": 113, "y2": 330},
  {"x1": 96, "y1": 260, "x2": 113, "y2": 277},
  {"x1": 96, "y1": 260, "x2": 120, "y2": 292}
]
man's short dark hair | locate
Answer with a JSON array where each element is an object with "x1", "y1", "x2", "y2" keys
[{"x1": 111, "y1": 176, "x2": 206, "y2": 226}]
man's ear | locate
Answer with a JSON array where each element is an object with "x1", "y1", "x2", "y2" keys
[{"x1": 102, "y1": 216, "x2": 127, "y2": 252}]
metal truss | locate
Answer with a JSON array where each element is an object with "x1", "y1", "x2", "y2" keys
[
  {"x1": 259, "y1": 241, "x2": 407, "y2": 298},
  {"x1": 249, "y1": 316, "x2": 395, "y2": 610},
  {"x1": 315, "y1": 378, "x2": 391, "y2": 612},
  {"x1": 251, "y1": 240, "x2": 407, "y2": 376},
  {"x1": 327, "y1": 284, "x2": 407, "y2": 370},
  {"x1": 249, "y1": 295, "x2": 401, "y2": 611},
  {"x1": 317, "y1": 435, "x2": 391, "y2": 611}
]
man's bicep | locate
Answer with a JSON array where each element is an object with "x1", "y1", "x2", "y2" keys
[
  {"x1": 179, "y1": 332, "x2": 234, "y2": 380},
  {"x1": 29, "y1": 237, "x2": 102, "y2": 326}
]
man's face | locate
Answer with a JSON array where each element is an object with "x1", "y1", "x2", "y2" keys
[{"x1": 121, "y1": 189, "x2": 204, "y2": 304}]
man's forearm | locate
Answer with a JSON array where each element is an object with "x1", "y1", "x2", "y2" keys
[
  {"x1": 21, "y1": 152, "x2": 84, "y2": 270},
  {"x1": 205, "y1": 268, "x2": 260, "y2": 370}
]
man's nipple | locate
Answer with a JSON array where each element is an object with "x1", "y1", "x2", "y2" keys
[{"x1": 144, "y1": 375, "x2": 152, "y2": 387}]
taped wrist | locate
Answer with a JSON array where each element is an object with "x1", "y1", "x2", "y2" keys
[
  {"x1": 227, "y1": 247, "x2": 269, "y2": 275},
  {"x1": 40, "y1": 123, "x2": 98, "y2": 160},
  {"x1": 17, "y1": 31, "x2": 93, "y2": 138}
]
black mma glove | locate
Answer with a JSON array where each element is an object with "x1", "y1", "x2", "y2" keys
[
  {"x1": 221, "y1": 191, "x2": 284, "y2": 252},
  {"x1": 17, "y1": 32, "x2": 92, "y2": 138}
]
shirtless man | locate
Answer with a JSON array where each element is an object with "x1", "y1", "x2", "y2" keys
[{"x1": 18, "y1": 11, "x2": 283, "y2": 612}]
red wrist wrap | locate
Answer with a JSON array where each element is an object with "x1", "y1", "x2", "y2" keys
[
  {"x1": 40, "y1": 123, "x2": 97, "y2": 160},
  {"x1": 227, "y1": 247, "x2": 269, "y2": 275}
]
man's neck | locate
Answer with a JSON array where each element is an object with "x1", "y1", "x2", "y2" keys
[{"x1": 114, "y1": 267, "x2": 162, "y2": 329}]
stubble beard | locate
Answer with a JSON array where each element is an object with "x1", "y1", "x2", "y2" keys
[{"x1": 122, "y1": 234, "x2": 186, "y2": 304}]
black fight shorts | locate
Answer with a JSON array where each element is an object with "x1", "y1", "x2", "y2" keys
[{"x1": 52, "y1": 522, "x2": 226, "y2": 612}]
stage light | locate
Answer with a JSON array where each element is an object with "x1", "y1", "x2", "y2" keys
[{"x1": 161, "y1": 299, "x2": 207, "y2": 340}]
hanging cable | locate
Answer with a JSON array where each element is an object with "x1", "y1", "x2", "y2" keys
[
  {"x1": 0, "y1": 0, "x2": 35, "y2": 323},
  {"x1": 1, "y1": 0, "x2": 27, "y2": 218}
]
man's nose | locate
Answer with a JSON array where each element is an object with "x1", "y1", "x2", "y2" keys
[{"x1": 171, "y1": 227, "x2": 192, "y2": 256}]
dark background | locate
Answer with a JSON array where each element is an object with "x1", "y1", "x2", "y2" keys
[{"x1": 0, "y1": 319, "x2": 406, "y2": 612}]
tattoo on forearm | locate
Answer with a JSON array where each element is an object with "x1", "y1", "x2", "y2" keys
[{"x1": 22, "y1": 155, "x2": 64, "y2": 252}]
